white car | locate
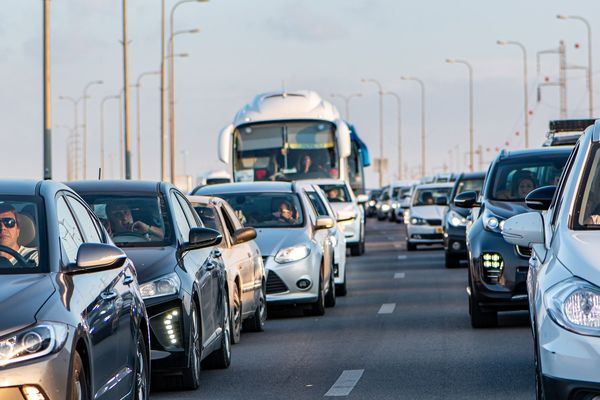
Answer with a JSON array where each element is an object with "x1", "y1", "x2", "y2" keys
[
  {"x1": 405, "y1": 183, "x2": 453, "y2": 251},
  {"x1": 502, "y1": 121, "x2": 600, "y2": 400},
  {"x1": 315, "y1": 179, "x2": 366, "y2": 256}
]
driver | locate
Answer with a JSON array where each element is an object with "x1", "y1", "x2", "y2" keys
[
  {"x1": 272, "y1": 200, "x2": 297, "y2": 224},
  {"x1": 106, "y1": 201, "x2": 164, "y2": 239},
  {"x1": 0, "y1": 204, "x2": 38, "y2": 266}
]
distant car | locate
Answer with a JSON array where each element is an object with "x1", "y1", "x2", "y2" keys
[
  {"x1": 503, "y1": 122, "x2": 599, "y2": 399},
  {"x1": 0, "y1": 180, "x2": 150, "y2": 400},
  {"x1": 442, "y1": 171, "x2": 486, "y2": 268},
  {"x1": 195, "y1": 182, "x2": 336, "y2": 315},
  {"x1": 392, "y1": 184, "x2": 415, "y2": 223},
  {"x1": 386, "y1": 181, "x2": 414, "y2": 222},
  {"x1": 69, "y1": 180, "x2": 231, "y2": 390},
  {"x1": 432, "y1": 172, "x2": 458, "y2": 183},
  {"x1": 405, "y1": 183, "x2": 453, "y2": 251},
  {"x1": 188, "y1": 195, "x2": 267, "y2": 344},
  {"x1": 365, "y1": 189, "x2": 381, "y2": 218},
  {"x1": 376, "y1": 185, "x2": 391, "y2": 221},
  {"x1": 455, "y1": 147, "x2": 571, "y2": 328}
]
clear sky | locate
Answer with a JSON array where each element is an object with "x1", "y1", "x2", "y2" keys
[{"x1": 2, "y1": 0, "x2": 599, "y2": 187}]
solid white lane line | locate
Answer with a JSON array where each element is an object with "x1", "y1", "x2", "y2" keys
[
  {"x1": 378, "y1": 303, "x2": 396, "y2": 314},
  {"x1": 397, "y1": 255, "x2": 407, "y2": 260},
  {"x1": 324, "y1": 369, "x2": 365, "y2": 397},
  {"x1": 394, "y1": 272, "x2": 405, "y2": 279}
]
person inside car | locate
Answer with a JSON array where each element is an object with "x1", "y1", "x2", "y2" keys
[
  {"x1": 106, "y1": 201, "x2": 164, "y2": 239},
  {"x1": 421, "y1": 191, "x2": 434, "y2": 205},
  {"x1": 0, "y1": 203, "x2": 38, "y2": 266},
  {"x1": 272, "y1": 200, "x2": 297, "y2": 224},
  {"x1": 327, "y1": 188, "x2": 342, "y2": 202},
  {"x1": 514, "y1": 171, "x2": 537, "y2": 198}
]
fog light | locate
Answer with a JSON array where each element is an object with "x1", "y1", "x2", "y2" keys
[
  {"x1": 481, "y1": 252, "x2": 504, "y2": 283},
  {"x1": 21, "y1": 386, "x2": 46, "y2": 400},
  {"x1": 297, "y1": 279, "x2": 311, "y2": 290},
  {"x1": 451, "y1": 242, "x2": 461, "y2": 251}
]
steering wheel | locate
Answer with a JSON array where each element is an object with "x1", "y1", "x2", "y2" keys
[
  {"x1": 112, "y1": 231, "x2": 151, "y2": 243},
  {"x1": 0, "y1": 245, "x2": 31, "y2": 268}
]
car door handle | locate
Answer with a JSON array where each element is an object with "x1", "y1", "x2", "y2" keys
[
  {"x1": 123, "y1": 275, "x2": 134, "y2": 285},
  {"x1": 101, "y1": 291, "x2": 118, "y2": 301},
  {"x1": 211, "y1": 249, "x2": 222, "y2": 258},
  {"x1": 206, "y1": 261, "x2": 217, "y2": 271}
]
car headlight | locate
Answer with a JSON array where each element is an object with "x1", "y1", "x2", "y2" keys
[
  {"x1": 0, "y1": 322, "x2": 68, "y2": 367},
  {"x1": 483, "y1": 212, "x2": 505, "y2": 233},
  {"x1": 140, "y1": 272, "x2": 181, "y2": 299},
  {"x1": 448, "y1": 210, "x2": 468, "y2": 227},
  {"x1": 410, "y1": 216, "x2": 426, "y2": 225},
  {"x1": 275, "y1": 244, "x2": 310, "y2": 264},
  {"x1": 392, "y1": 202, "x2": 399, "y2": 209},
  {"x1": 545, "y1": 277, "x2": 600, "y2": 336},
  {"x1": 381, "y1": 204, "x2": 390, "y2": 212},
  {"x1": 368, "y1": 200, "x2": 376, "y2": 206}
]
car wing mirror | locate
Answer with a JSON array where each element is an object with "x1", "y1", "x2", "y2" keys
[
  {"x1": 232, "y1": 227, "x2": 257, "y2": 245},
  {"x1": 526, "y1": 185, "x2": 556, "y2": 211},
  {"x1": 315, "y1": 216, "x2": 335, "y2": 230},
  {"x1": 180, "y1": 227, "x2": 222, "y2": 254},
  {"x1": 67, "y1": 243, "x2": 127, "y2": 273},
  {"x1": 502, "y1": 212, "x2": 544, "y2": 248},
  {"x1": 453, "y1": 191, "x2": 479, "y2": 208}
]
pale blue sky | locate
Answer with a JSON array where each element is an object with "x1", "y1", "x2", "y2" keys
[{"x1": 2, "y1": 0, "x2": 599, "y2": 186}]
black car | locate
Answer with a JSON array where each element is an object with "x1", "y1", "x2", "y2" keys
[
  {"x1": 442, "y1": 171, "x2": 485, "y2": 268},
  {"x1": 0, "y1": 180, "x2": 150, "y2": 400},
  {"x1": 68, "y1": 181, "x2": 231, "y2": 390},
  {"x1": 455, "y1": 147, "x2": 571, "y2": 328}
]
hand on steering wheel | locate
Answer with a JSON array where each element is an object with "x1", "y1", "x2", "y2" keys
[{"x1": 0, "y1": 245, "x2": 30, "y2": 268}]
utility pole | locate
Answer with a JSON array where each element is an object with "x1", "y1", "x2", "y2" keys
[
  {"x1": 537, "y1": 41, "x2": 567, "y2": 118},
  {"x1": 122, "y1": 0, "x2": 132, "y2": 179},
  {"x1": 160, "y1": 0, "x2": 168, "y2": 182},
  {"x1": 361, "y1": 79, "x2": 385, "y2": 186},
  {"x1": 43, "y1": 0, "x2": 52, "y2": 180}
]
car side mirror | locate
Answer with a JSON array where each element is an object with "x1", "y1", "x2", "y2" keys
[
  {"x1": 454, "y1": 191, "x2": 480, "y2": 208},
  {"x1": 232, "y1": 227, "x2": 257, "y2": 245},
  {"x1": 356, "y1": 194, "x2": 368, "y2": 204},
  {"x1": 435, "y1": 196, "x2": 448, "y2": 206},
  {"x1": 68, "y1": 243, "x2": 127, "y2": 273},
  {"x1": 502, "y1": 212, "x2": 544, "y2": 248},
  {"x1": 526, "y1": 185, "x2": 556, "y2": 211},
  {"x1": 315, "y1": 216, "x2": 334, "y2": 230},
  {"x1": 180, "y1": 227, "x2": 222, "y2": 253}
]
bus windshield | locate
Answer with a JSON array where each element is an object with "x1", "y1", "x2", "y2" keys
[{"x1": 233, "y1": 121, "x2": 339, "y2": 182}]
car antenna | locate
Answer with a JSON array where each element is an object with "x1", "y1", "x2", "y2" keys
[{"x1": 98, "y1": 167, "x2": 102, "y2": 180}]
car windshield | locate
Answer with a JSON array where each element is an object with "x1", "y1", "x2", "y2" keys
[
  {"x1": 412, "y1": 187, "x2": 452, "y2": 206},
  {"x1": 489, "y1": 154, "x2": 569, "y2": 201},
  {"x1": 574, "y1": 146, "x2": 600, "y2": 229},
  {"x1": 80, "y1": 194, "x2": 172, "y2": 247},
  {"x1": 369, "y1": 190, "x2": 381, "y2": 200},
  {"x1": 318, "y1": 184, "x2": 351, "y2": 203},
  {"x1": 454, "y1": 178, "x2": 484, "y2": 199},
  {"x1": 0, "y1": 197, "x2": 44, "y2": 272},
  {"x1": 209, "y1": 192, "x2": 304, "y2": 228}
]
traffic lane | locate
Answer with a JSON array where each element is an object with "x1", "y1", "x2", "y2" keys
[{"x1": 153, "y1": 220, "x2": 533, "y2": 399}]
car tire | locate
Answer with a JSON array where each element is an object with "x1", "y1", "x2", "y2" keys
[
  {"x1": 181, "y1": 302, "x2": 202, "y2": 389},
  {"x1": 243, "y1": 283, "x2": 267, "y2": 332},
  {"x1": 445, "y1": 252, "x2": 461, "y2": 268},
  {"x1": 325, "y1": 272, "x2": 336, "y2": 308},
  {"x1": 309, "y1": 275, "x2": 326, "y2": 316},
  {"x1": 230, "y1": 283, "x2": 242, "y2": 344},
  {"x1": 406, "y1": 241, "x2": 417, "y2": 251},
  {"x1": 336, "y1": 270, "x2": 347, "y2": 296},
  {"x1": 350, "y1": 243, "x2": 361, "y2": 256},
  {"x1": 469, "y1": 293, "x2": 498, "y2": 328},
  {"x1": 534, "y1": 334, "x2": 546, "y2": 400},
  {"x1": 134, "y1": 333, "x2": 149, "y2": 400},
  {"x1": 68, "y1": 351, "x2": 89, "y2": 400},
  {"x1": 202, "y1": 293, "x2": 232, "y2": 369}
]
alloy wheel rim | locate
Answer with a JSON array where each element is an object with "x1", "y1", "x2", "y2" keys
[
  {"x1": 233, "y1": 293, "x2": 241, "y2": 337},
  {"x1": 223, "y1": 295, "x2": 231, "y2": 357},
  {"x1": 136, "y1": 343, "x2": 146, "y2": 400},
  {"x1": 258, "y1": 289, "x2": 266, "y2": 324}
]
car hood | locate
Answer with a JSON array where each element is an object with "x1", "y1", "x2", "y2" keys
[
  {"x1": 410, "y1": 205, "x2": 446, "y2": 219},
  {"x1": 556, "y1": 230, "x2": 600, "y2": 285},
  {"x1": 486, "y1": 200, "x2": 530, "y2": 220},
  {"x1": 120, "y1": 246, "x2": 177, "y2": 284},
  {"x1": 0, "y1": 274, "x2": 55, "y2": 336},
  {"x1": 254, "y1": 228, "x2": 311, "y2": 257}
]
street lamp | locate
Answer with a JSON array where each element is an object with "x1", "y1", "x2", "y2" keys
[
  {"x1": 330, "y1": 92, "x2": 362, "y2": 120},
  {"x1": 383, "y1": 92, "x2": 403, "y2": 180},
  {"x1": 134, "y1": 71, "x2": 160, "y2": 180},
  {"x1": 557, "y1": 15, "x2": 593, "y2": 117},
  {"x1": 497, "y1": 40, "x2": 530, "y2": 148},
  {"x1": 446, "y1": 58, "x2": 474, "y2": 171},
  {"x1": 361, "y1": 78, "x2": 384, "y2": 187},
  {"x1": 100, "y1": 94, "x2": 121, "y2": 178},
  {"x1": 43, "y1": 0, "x2": 52, "y2": 180},
  {"x1": 167, "y1": 0, "x2": 209, "y2": 185},
  {"x1": 82, "y1": 79, "x2": 103, "y2": 179},
  {"x1": 400, "y1": 76, "x2": 426, "y2": 177}
]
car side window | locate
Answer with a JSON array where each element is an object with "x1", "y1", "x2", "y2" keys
[
  {"x1": 222, "y1": 204, "x2": 243, "y2": 231},
  {"x1": 175, "y1": 193, "x2": 199, "y2": 228},
  {"x1": 551, "y1": 143, "x2": 580, "y2": 228},
  {"x1": 306, "y1": 191, "x2": 329, "y2": 217},
  {"x1": 170, "y1": 193, "x2": 191, "y2": 240},
  {"x1": 66, "y1": 196, "x2": 103, "y2": 243},
  {"x1": 56, "y1": 196, "x2": 84, "y2": 264},
  {"x1": 220, "y1": 205, "x2": 237, "y2": 237}
]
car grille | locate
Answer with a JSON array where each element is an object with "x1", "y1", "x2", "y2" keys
[
  {"x1": 516, "y1": 246, "x2": 532, "y2": 258},
  {"x1": 426, "y1": 219, "x2": 442, "y2": 226},
  {"x1": 266, "y1": 271, "x2": 288, "y2": 294}
]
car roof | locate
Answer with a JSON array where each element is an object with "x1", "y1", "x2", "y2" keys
[
  {"x1": 66, "y1": 180, "x2": 162, "y2": 194},
  {"x1": 195, "y1": 181, "x2": 294, "y2": 195},
  {"x1": 457, "y1": 171, "x2": 486, "y2": 180},
  {"x1": 415, "y1": 182, "x2": 454, "y2": 190},
  {"x1": 296, "y1": 178, "x2": 347, "y2": 186},
  {"x1": 0, "y1": 180, "x2": 43, "y2": 196},
  {"x1": 497, "y1": 146, "x2": 572, "y2": 160}
]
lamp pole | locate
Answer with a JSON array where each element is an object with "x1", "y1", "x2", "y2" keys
[
  {"x1": 43, "y1": 0, "x2": 52, "y2": 180},
  {"x1": 160, "y1": 0, "x2": 167, "y2": 181},
  {"x1": 100, "y1": 94, "x2": 120, "y2": 178},
  {"x1": 82, "y1": 80, "x2": 103, "y2": 179},
  {"x1": 446, "y1": 59, "x2": 474, "y2": 171},
  {"x1": 557, "y1": 15, "x2": 593, "y2": 117},
  {"x1": 361, "y1": 79, "x2": 384, "y2": 187},
  {"x1": 135, "y1": 71, "x2": 160, "y2": 180},
  {"x1": 401, "y1": 76, "x2": 426, "y2": 177},
  {"x1": 383, "y1": 92, "x2": 403, "y2": 180},
  {"x1": 330, "y1": 92, "x2": 362, "y2": 120},
  {"x1": 497, "y1": 40, "x2": 530, "y2": 148},
  {"x1": 121, "y1": 0, "x2": 133, "y2": 179}
]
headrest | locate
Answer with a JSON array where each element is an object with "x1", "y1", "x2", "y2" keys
[{"x1": 17, "y1": 213, "x2": 36, "y2": 247}]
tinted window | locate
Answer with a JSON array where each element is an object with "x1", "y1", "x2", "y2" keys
[
  {"x1": 194, "y1": 205, "x2": 221, "y2": 231},
  {"x1": 175, "y1": 194, "x2": 199, "y2": 229},
  {"x1": 454, "y1": 178, "x2": 484, "y2": 199},
  {"x1": 57, "y1": 197, "x2": 83, "y2": 264},
  {"x1": 318, "y1": 184, "x2": 351, "y2": 203},
  {"x1": 413, "y1": 187, "x2": 452, "y2": 206},
  {"x1": 171, "y1": 193, "x2": 191, "y2": 239},
  {"x1": 66, "y1": 196, "x2": 102, "y2": 243},
  {"x1": 306, "y1": 191, "x2": 329, "y2": 216}
]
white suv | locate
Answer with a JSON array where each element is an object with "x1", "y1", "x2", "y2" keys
[{"x1": 502, "y1": 120, "x2": 600, "y2": 399}]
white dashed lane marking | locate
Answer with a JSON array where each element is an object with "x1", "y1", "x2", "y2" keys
[
  {"x1": 324, "y1": 369, "x2": 365, "y2": 397},
  {"x1": 378, "y1": 303, "x2": 396, "y2": 314},
  {"x1": 397, "y1": 255, "x2": 407, "y2": 260},
  {"x1": 394, "y1": 272, "x2": 405, "y2": 279}
]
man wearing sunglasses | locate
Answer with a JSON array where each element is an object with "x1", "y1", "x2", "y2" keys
[{"x1": 0, "y1": 204, "x2": 38, "y2": 266}]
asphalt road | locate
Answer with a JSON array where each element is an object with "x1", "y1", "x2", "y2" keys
[{"x1": 154, "y1": 219, "x2": 534, "y2": 399}]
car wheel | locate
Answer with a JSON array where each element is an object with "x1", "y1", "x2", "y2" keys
[
  {"x1": 309, "y1": 275, "x2": 326, "y2": 316},
  {"x1": 336, "y1": 270, "x2": 347, "y2": 296},
  {"x1": 134, "y1": 334, "x2": 149, "y2": 400},
  {"x1": 469, "y1": 293, "x2": 498, "y2": 328},
  {"x1": 406, "y1": 241, "x2": 417, "y2": 251},
  {"x1": 243, "y1": 283, "x2": 267, "y2": 332},
  {"x1": 202, "y1": 293, "x2": 232, "y2": 369},
  {"x1": 445, "y1": 252, "x2": 461, "y2": 268},
  {"x1": 181, "y1": 302, "x2": 202, "y2": 389},
  {"x1": 350, "y1": 243, "x2": 361, "y2": 257},
  {"x1": 69, "y1": 351, "x2": 89, "y2": 400},
  {"x1": 230, "y1": 283, "x2": 242, "y2": 344},
  {"x1": 325, "y1": 272, "x2": 336, "y2": 308}
]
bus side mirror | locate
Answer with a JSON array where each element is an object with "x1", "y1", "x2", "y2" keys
[
  {"x1": 218, "y1": 124, "x2": 234, "y2": 164},
  {"x1": 335, "y1": 120, "x2": 351, "y2": 158}
]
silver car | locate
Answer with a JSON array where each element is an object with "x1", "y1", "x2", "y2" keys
[{"x1": 195, "y1": 182, "x2": 336, "y2": 316}]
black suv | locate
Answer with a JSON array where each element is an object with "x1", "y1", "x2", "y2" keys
[
  {"x1": 455, "y1": 147, "x2": 572, "y2": 328},
  {"x1": 443, "y1": 171, "x2": 485, "y2": 268}
]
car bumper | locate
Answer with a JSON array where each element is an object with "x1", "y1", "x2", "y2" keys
[
  {"x1": 264, "y1": 255, "x2": 320, "y2": 304},
  {"x1": 0, "y1": 331, "x2": 73, "y2": 400},
  {"x1": 444, "y1": 225, "x2": 468, "y2": 256},
  {"x1": 407, "y1": 224, "x2": 444, "y2": 243}
]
